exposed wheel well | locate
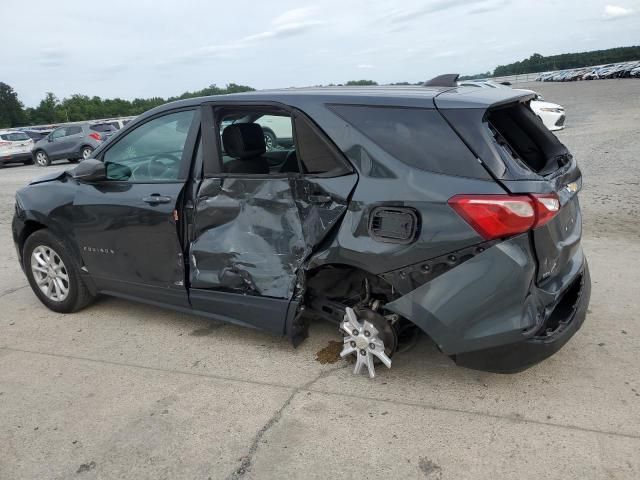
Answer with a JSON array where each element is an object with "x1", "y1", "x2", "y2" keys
[
  {"x1": 287, "y1": 263, "x2": 421, "y2": 351},
  {"x1": 305, "y1": 263, "x2": 397, "y2": 307}
]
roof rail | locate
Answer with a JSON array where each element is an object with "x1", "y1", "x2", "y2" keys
[{"x1": 422, "y1": 73, "x2": 460, "y2": 87}]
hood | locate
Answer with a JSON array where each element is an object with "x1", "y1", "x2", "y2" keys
[
  {"x1": 29, "y1": 169, "x2": 69, "y2": 185},
  {"x1": 530, "y1": 99, "x2": 563, "y2": 110}
]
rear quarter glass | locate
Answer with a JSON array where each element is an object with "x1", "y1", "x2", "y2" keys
[{"x1": 328, "y1": 105, "x2": 490, "y2": 179}]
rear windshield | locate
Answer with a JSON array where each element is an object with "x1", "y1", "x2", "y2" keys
[
  {"x1": 91, "y1": 124, "x2": 117, "y2": 132},
  {"x1": 0, "y1": 132, "x2": 30, "y2": 141},
  {"x1": 487, "y1": 102, "x2": 568, "y2": 175},
  {"x1": 329, "y1": 105, "x2": 487, "y2": 178}
]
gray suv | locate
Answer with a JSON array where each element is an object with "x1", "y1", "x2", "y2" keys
[{"x1": 32, "y1": 123, "x2": 116, "y2": 167}]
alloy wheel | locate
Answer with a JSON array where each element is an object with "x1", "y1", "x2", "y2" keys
[
  {"x1": 30, "y1": 245, "x2": 70, "y2": 302},
  {"x1": 36, "y1": 152, "x2": 48, "y2": 166}
]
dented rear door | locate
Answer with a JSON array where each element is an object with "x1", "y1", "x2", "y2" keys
[{"x1": 187, "y1": 103, "x2": 356, "y2": 334}]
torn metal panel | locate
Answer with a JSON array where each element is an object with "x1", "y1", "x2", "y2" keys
[
  {"x1": 190, "y1": 173, "x2": 357, "y2": 300},
  {"x1": 190, "y1": 177, "x2": 306, "y2": 298},
  {"x1": 291, "y1": 175, "x2": 357, "y2": 250}
]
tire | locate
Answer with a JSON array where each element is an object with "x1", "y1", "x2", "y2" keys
[
  {"x1": 263, "y1": 130, "x2": 277, "y2": 151},
  {"x1": 23, "y1": 230, "x2": 94, "y2": 313},
  {"x1": 34, "y1": 150, "x2": 50, "y2": 167},
  {"x1": 80, "y1": 146, "x2": 94, "y2": 161},
  {"x1": 23, "y1": 158, "x2": 34, "y2": 165}
]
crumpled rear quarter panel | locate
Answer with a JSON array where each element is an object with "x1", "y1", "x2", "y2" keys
[{"x1": 386, "y1": 234, "x2": 542, "y2": 355}]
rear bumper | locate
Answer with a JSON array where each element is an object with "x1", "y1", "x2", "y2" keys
[
  {"x1": 385, "y1": 234, "x2": 590, "y2": 373},
  {"x1": 453, "y1": 262, "x2": 590, "y2": 373},
  {"x1": 0, "y1": 151, "x2": 32, "y2": 164}
]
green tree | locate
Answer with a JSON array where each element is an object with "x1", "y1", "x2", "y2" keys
[
  {"x1": 0, "y1": 82, "x2": 26, "y2": 128},
  {"x1": 345, "y1": 80, "x2": 378, "y2": 86},
  {"x1": 32, "y1": 92, "x2": 65, "y2": 124}
]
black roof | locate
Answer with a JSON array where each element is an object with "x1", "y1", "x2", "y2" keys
[{"x1": 139, "y1": 85, "x2": 534, "y2": 120}]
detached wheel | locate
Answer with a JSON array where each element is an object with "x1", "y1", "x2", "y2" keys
[
  {"x1": 263, "y1": 130, "x2": 277, "y2": 151},
  {"x1": 80, "y1": 146, "x2": 94, "y2": 160},
  {"x1": 34, "y1": 150, "x2": 50, "y2": 167},
  {"x1": 23, "y1": 230, "x2": 94, "y2": 313}
]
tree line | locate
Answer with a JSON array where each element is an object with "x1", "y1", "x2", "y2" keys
[
  {"x1": 463, "y1": 46, "x2": 640, "y2": 79},
  {"x1": 0, "y1": 83, "x2": 255, "y2": 129}
]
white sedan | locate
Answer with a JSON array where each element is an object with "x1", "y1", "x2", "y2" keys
[
  {"x1": 458, "y1": 80, "x2": 566, "y2": 131},
  {"x1": 529, "y1": 98, "x2": 565, "y2": 131}
]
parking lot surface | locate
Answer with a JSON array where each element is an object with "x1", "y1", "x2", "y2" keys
[{"x1": 1, "y1": 79, "x2": 639, "y2": 479}]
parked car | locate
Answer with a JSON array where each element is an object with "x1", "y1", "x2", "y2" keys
[
  {"x1": 458, "y1": 80, "x2": 565, "y2": 130},
  {"x1": 0, "y1": 131, "x2": 34, "y2": 166},
  {"x1": 22, "y1": 130, "x2": 50, "y2": 142},
  {"x1": 32, "y1": 123, "x2": 106, "y2": 167},
  {"x1": 12, "y1": 84, "x2": 590, "y2": 378},
  {"x1": 88, "y1": 122, "x2": 118, "y2": 141}
]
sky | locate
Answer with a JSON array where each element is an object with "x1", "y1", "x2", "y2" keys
[{"x1": 2, "y1": 0, "x2": 639, "y2": 107}]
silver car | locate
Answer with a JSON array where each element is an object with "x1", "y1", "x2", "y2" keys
[
  {"x1": 32, "y1": 123, "x2": 116, "y2": 167},
  {"x1": 0, "y1": 131, "x2": 34, "y2": 167}
]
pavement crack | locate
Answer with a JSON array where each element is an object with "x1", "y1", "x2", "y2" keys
[
  {"x1": 0, "y1": 285, "x2": 28, "y2": 298},
  {"x1": 226, "y1": 365, "x2": 347, "y2": 480}
]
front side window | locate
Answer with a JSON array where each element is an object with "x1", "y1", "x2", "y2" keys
[
  {"x1": 50, "y1": 128, "x2": 66, "y2": 140},
  {"x1": 103, "y1": 110, "x2": 195, "y2": 182}
]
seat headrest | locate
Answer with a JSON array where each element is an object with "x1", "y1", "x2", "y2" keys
[{"x1": 222, "y1": 123, "x2": 266, "y2": 160}]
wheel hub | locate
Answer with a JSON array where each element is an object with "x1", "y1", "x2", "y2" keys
[
  {"x1": 30, "y1": 245, "x2": 70, "y2": 302},
  {"x1": 340, "y1": 307, "x2": 392, "y2": 378}
]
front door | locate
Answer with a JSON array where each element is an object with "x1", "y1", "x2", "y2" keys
[
  {"x1": 188, "y1": 104, "x2": 357, "y2": 333},
  {"x1": 73, "y1": 109, "x2": 199, "y2": 307},
  {"x1": 47, "y1": 127, "x2": 74, "y2": 159}
]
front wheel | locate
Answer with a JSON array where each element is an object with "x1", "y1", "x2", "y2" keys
[
  {"x1": 34, "y1": 150, "x2": 50, "y2": 167},
  {"x1": 23, "y1": 230, "x2": 95, "y2": 313}
]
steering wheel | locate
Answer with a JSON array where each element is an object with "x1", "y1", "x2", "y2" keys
[{"x1": 148, "y1": 153, "x2": 180, "y2": 179}]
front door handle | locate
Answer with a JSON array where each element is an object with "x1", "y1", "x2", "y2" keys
[
  {"x1": 142, "y1": 195, "x2": 172, "y2": 205},
  {"x1": 309, "y1": 194, "x2": 332, "y2": 204}
]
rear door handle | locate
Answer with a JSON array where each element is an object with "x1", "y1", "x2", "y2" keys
[
  {"x1": 309, "y1": 194, "x2": 332, "y2": 204},
  {"x1": 142, "y1": 195, "x2": 172, "y2": 205}
]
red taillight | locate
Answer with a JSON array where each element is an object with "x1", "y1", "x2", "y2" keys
[
  {"x1": 448, "y1": 193, "x2": 560, "y2": 240},
  {"x1": 89, "y1": 132, "x2": 101, "y2": 141},
  {"x1": 530, "y1": 193, "x2": 560, "y2": 227}
]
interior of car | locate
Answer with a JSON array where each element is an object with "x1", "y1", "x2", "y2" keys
[{"x1": 217, "y1": 110, "x2": 301, "y2": 175}]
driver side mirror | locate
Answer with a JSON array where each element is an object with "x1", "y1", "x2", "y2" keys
[
  {"x1": 72, "y1": 159, "x2": 106, "y2": 182},
  {"x1": 47, "y1": 135, "x2": 53, "y2": 142}
]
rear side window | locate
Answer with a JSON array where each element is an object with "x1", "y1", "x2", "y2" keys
[
  {"x1": 66, "y1": 126, "x2": 82, "y2": 135},
  {"x1": 294, "y1": 115, "x2": 351, "y2": 175},
  {"x1": 0, "y1": 132, "x2": 30, "y2": 141},
  {"x1": 91, "y1": 124, "x2": 116, "y2": 132},
  {"x1": 329, "y1": 105, "x2": 483, "y2": 178}
]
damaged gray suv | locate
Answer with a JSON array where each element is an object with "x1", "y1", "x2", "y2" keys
[{"x1": 12, "y1": 77, "x2": 590, "y2": 378}]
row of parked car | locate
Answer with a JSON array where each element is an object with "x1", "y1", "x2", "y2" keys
[
  {"x1": 535, "y1": 61, "x2": 640, "y2": 82},
  {"x1": 0, "y1": 118, "x2": 133, "y2": 168}
]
